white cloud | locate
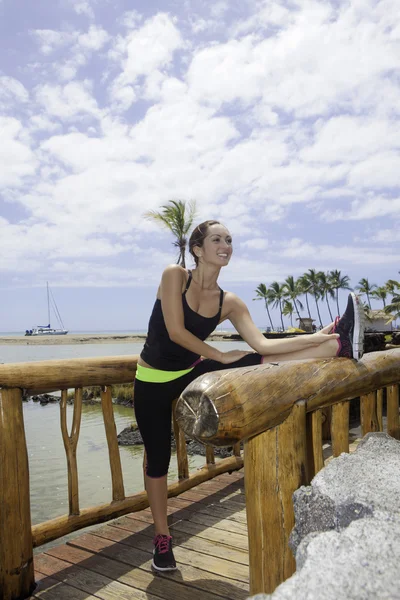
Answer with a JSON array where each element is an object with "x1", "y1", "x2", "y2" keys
[
  {"x1": 0, "y1": 117, "x2": 37, "y2": 188},
  {"x1": 0, "y1": 76, "x2": 29, "y2": 110},
  {"x1": 70, "y1": 0, "x2": 95, "y2": 19},
  {"x1": 35, "y1": 81, "x2": 101, "y2": 120},
  {"x1": 241, "y1": 238, "x2": 269, "y2": 250},
  {"x1": 321, "y1": 197, "x2": 400, "y2": 221},
  {"x1": 109, "y1": 13, "x2": 184, "y2": 108}
]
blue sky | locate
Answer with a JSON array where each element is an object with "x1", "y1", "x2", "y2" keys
[{"x1": 0, "y1": 0, "x2": 399, "y2": 332}]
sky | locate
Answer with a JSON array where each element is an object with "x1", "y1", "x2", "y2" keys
[{"x1": 0, "y1": 0, "x2": 399, "y2": 332}]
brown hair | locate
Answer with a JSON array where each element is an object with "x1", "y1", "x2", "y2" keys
[{"x1": 189, "y1": 220, "x2": 221, "y2": 265}]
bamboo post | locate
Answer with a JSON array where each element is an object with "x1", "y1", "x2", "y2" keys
[
  {"x1": 233, "y1": 442, "x2": 241, "y2": 457},
  {"x1": 206, "y1": 446, "x2": 215, "y2": 465},
  {"x1": 101, "y1": 387, "x2": 125, "y2": 501},
  {"x1": 377, "y1": 388, "x2": 384, "y2": 431},
  {"x1": 387, "y1": 384, "x2": 400, "y2": 440},
  {"x1": 0, "y1": 388, "x2": 35, "y2": 599},
  {"x1": 331, "y1": 401, "x2": 350, "y2": 457},
  {"x1": 244, "y1": 401, "x2": 307, "y2": 595},
  {"x1": 360, "y1": 391, "x2": 379, "y2": 436},
  {"x1": 60, "y1": 388, "x2": 82, "y2": 515},
  {"x1": 321, "y1": 406, "x2": 332, "y2": 441},
  {"x1": 172, "y1": 404, "x2": 189, "y2": 480},
  {"x1": 306, "y1": 409, "x2": 324, "y2": 482}
]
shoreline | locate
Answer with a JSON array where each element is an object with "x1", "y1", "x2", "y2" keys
[{"x1": 0, "y1": 332, "x2": 235, "y2": 346}]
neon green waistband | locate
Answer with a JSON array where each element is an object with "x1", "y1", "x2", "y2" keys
[{"x1": 135, "y1": 364, "x2": 194, "y2": 383}]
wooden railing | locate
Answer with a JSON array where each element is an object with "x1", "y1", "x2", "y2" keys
[
  {"x1": 0, "y1": 356, "x2": 241, "y2": 600},
  {"x1": 1, "y1": 350, "x2": 400, "y2": 599},
  {"x1": 175, "y1": 349, "x2": 400, "y2": 596}
]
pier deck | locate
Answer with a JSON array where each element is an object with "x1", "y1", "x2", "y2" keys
[{"x1": 30, "y1": 470, "x2": 250, "y2": 600}]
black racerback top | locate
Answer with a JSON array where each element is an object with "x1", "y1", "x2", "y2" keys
[{"x1": 140, "y1": 271, "x2": 224, "y2": 370}]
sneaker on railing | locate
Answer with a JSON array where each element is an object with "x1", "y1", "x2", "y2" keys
[
  {"x1": 332, "y1": 293, "x2": 365, "y2": 360},
  {"x1": 152, "y1": 534, "x2": 177, "y2": 572}
]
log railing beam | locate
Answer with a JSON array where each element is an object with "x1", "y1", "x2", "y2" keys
[{"x1": 0, "y1": 388, "x2": 35, "y2": 600}]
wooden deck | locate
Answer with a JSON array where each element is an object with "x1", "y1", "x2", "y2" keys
[{"x1": 30, "y1": 470, "x2": 250, "y2": 600}]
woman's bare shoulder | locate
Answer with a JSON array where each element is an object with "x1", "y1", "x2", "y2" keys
[{"x1": 159, "y1": 264, "x2": 189, "y2": 295}]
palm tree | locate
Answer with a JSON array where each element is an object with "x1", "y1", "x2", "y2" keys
[
  {"x1": 356, "y1": 278, "x2": 377, "y2": 309},
  {"x1": 297, "y1": 275, "x2": 313, "y2": 319},
  {"x1": 385, "y1": 292, "x2": 400, "y2": 320},
  {"x1": 282, "y1": 276, "x2": 303, "y2": 324},
  {"x1": 328, "y1": 270, "x2": 352, "y2": 316},
  {"x1": 268, "y1": 281, "x2": 286, "y2": 331},
  {"x1": 317, "y1": 271, "x2": 335, "y2": 321},
  {"x1": 384, "y1": 279, "x2": 400, "y2": 296},
  {"x1": 253, "y1": 283, "x2": 275, "y2": 331},
  {"x1": 144, "y1": 199, "x2": 197, "y2": 268},
  {"x1": 282, "y1": 300, "x2": 294, "y2": 327},
  {"x1": 371, "y1": 286, "x2": 387, "y2": 308},
  {"x1": 302, "y1": 269, "x2": 324, "y2": 327}
]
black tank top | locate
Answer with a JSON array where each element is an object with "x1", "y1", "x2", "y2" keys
[{"x1": 140, "y1": 271, "x2": 224, "y2": 370}]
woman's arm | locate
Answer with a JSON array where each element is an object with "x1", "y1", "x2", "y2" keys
[
  {"x1": 160, "y1": 265, "x2": 250, "y2": 364},
  {"x1": 225, "y1": 293, "x2": 339, "y2": 355}
]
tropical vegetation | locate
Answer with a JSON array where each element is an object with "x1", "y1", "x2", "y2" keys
[
  {"x1": 253, "y1": 272, "x2": 400, "y2": 331},
  {"x1": 144, "y1": 199, "x2": 197, "y2": 268}
]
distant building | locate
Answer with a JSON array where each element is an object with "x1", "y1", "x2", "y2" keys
[{"x1": 365, "y1": 309, "x2": 394, "y2": 332}]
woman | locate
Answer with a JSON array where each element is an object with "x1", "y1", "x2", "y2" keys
[{"x1": 134, "y1": 220, "x2": 364, "y2": 572}]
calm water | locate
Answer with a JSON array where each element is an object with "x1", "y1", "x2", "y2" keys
[{"x1": 2, "y1": 341, "x2": 248, "y2": 528}]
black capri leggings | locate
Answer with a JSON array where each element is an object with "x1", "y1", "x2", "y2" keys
[{"x1": 133, "y1": 353, "x2": 262, "y2": 478}]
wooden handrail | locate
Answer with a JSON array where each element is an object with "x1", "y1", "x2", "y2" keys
[
  {"x1": 1, "y1": 349, "x2": 399, "y2": 599},
  {"x1": 175, "y1": 349, "x2": 400, "y2": 445},
  {"x1": 0, "y1": 355, "x2": 138, "y2": 394},
  {"x1": 175, "y1": 349, "x2": 400, "y2": 595}
]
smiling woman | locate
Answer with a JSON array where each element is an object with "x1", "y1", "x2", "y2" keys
[{"x1": 132, "y1": 219, "x2": 365, "y2": 573}]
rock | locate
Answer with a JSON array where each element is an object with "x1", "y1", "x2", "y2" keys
[{"x1": 248, "y1": 433, "x2": 400, "y2": 600}]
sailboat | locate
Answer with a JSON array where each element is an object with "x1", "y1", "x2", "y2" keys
[{"x1": 25, "y1": 282, "x2": 68, "y2": 336}]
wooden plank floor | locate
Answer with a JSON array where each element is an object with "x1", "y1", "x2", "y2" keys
[{"x1": 30, "y1": 470, "x2": 250, "y2": 600}]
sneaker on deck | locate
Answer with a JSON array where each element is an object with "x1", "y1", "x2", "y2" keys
[
  {"x1": 152, "y1": 534, "x2": 177, "y2": 572},
  {"x1": 333, "y1": 293, "x2": 365, "y2": 360}
]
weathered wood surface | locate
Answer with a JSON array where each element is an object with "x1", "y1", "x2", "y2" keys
[
  {"x1": 0, "y1": 388, "x2": 35, "y2": 599},
  {"x1": 176, "y1": 350, "x2": 400, "y2": 445},
  {"x1": 244, "y1": 402, "x2": 307, "y2": 595},
  {"x1": 0, "y1": 355, "x2": 138, "y2": 395},
  {"x1": 361, "y1": 391, "x2": 379, "y2": 436},
  {"x1": 306, "y1": 409, "x2": 324, "y2": 480},
  {"x1": 29, "y1": 472, "x2": 250, "y2": 600},
  {"x1": 331, "y1": 401, "x2": 350, "y2": 457},
  {"x1": 101, "y1": 386, "x2": 125, "y2": 501},
  {"x1": 387, "y1": 384, "x2": 400, "y2": 439},
  {"x1": 32, "y1": 455, "x2": 243, "y2": 548},
  {"x1": 60, "y1": 388, "x2": 82, "y2": 515}
]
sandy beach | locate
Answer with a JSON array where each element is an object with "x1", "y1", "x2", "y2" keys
[{"x1": 0, "y1": 332, "x2": 234, "y2": 345}]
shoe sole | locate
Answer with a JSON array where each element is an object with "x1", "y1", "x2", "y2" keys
[
  {"x1": 351, "y1": 293, "x2": 365, "y2": 360},
  {"x1": 151, "y1": 559, "x2": 178, "y2": 572}
]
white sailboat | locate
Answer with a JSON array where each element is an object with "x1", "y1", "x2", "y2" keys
[{"x1": 25, "y1": 282, "x2": 68, "y2": 336}]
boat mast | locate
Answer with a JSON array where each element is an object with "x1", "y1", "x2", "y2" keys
[{"x1": 47, "y1": 281, "x2": 51, "y2": 327}]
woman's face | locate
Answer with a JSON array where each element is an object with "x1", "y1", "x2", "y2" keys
[{"x1": 197, "y1": 223, "x2": 233, "y2": 266}]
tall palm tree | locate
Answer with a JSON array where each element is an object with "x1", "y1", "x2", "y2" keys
[
  {"x1": 328, "y1": 270, "x2": 352, "y2": 316},
  {"x1": 282, "y1": 275, "x2": 303, "y2": 324},
  {"x1": 144, "y1": 199, "x2": 197, "y2": 268},
  {"x1": 302, "y1": 269, "x2": 324, "y2": 327},
  {"x1": 268, "y1": 281, "x2": 286, "y2": 331},
  {"x1": 253, "y1": 283, "x2": 275, "y2": 331},
  {"x1": 384, "y1": 279, "x2": 400, "y2": 296},
  {"x1": 385, "y1": 292, "x2": 400, "y2": 320},
  {"x1": 356, "y1": 278, "x2": 377, "y2": 309},
  {"x1": 318, "y1": 271, "x2": 335, "y2": 322},
  {"x1": 297, "y1": 274, "x2": 313, "y2": 319},
  {"x1": 371, "y1": 286, "x2": 387, "y2": 308},
  {"x1": 282, "y1": 300, "x2": 294, "y2": 327}
]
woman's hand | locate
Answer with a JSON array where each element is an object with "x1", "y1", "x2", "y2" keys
[
  {"x1": 218, "y1": 349, "x2": 253, "y2": 364},
  {"x1": 309, "y1": 323, "x2": 339, "y2": 344}
]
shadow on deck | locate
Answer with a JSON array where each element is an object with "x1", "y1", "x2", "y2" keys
[{"x1": 30, "y1": 470, "x2": 250, "y2": 600}]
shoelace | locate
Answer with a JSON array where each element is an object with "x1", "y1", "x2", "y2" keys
[{"x1": 154, "y1": 534, "x2": 171, "y2": 554}]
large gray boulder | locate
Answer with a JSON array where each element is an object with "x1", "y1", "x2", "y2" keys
[{"x1": 248, "y1": 433, "x2": 400, "y2": 600}]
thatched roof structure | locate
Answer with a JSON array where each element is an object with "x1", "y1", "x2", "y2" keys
[{"x1": 367, "y1": 309, "x2": 394, "y2": 322}]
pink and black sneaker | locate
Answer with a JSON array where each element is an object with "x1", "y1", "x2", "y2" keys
[
  {"x1": 152, "y1": 534, "x2": 177, "y2": 572},
  {"x1": 333, "y1": 293, "x2": 365, "y2": 360}
]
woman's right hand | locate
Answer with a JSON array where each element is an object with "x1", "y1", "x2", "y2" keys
[{"x1": 219, "y1": 350, "x2": 253, "y2": 364}]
